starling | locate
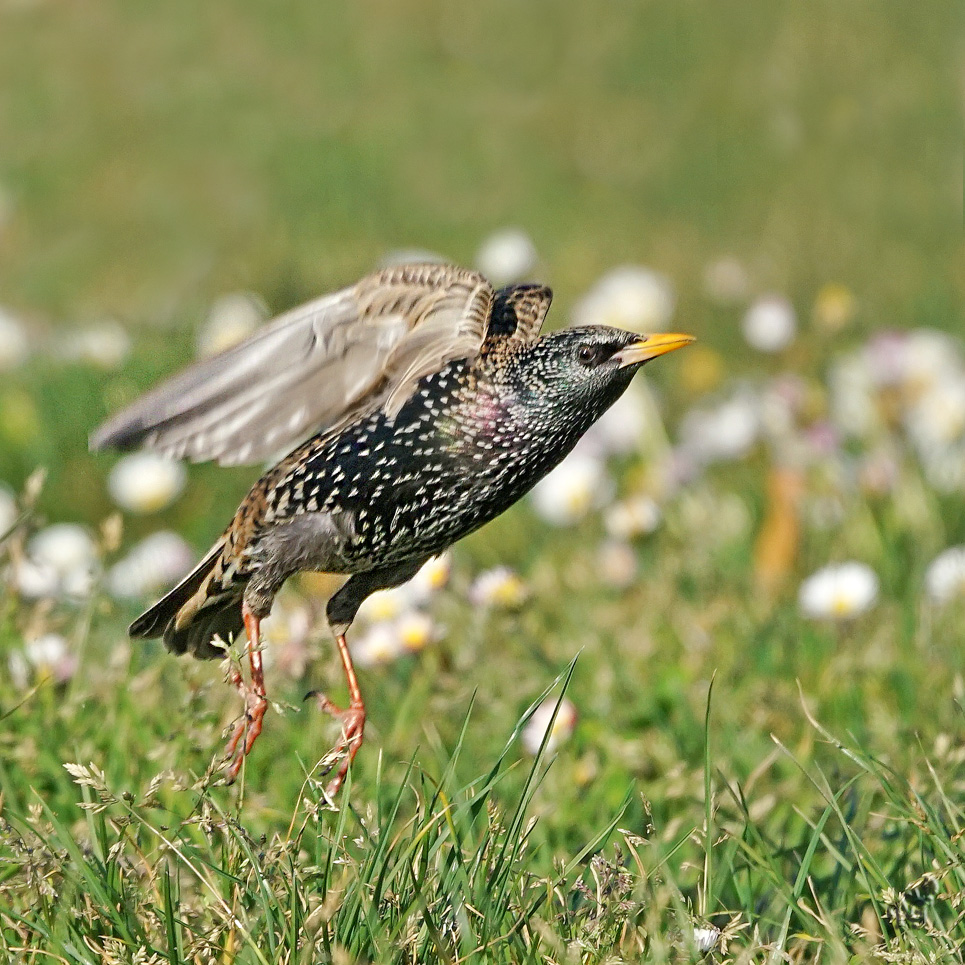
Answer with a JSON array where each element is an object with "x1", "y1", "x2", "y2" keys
[{"x1": 91, "y1": 263, "x2": 694, "y2": 794}]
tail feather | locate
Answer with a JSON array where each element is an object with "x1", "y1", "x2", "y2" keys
[{"x1": 130, "y1": 539, "x2": 245, "y2": 659}]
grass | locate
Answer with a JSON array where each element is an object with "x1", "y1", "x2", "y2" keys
[{"x1": 1, "y1": 0, "x2": 964, "y2": 961}]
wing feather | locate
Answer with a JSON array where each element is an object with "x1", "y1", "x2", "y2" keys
[{"x1": 90, "y1": 264, "x2": 494, "y2": 465}]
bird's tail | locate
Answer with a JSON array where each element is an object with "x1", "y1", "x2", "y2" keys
[{"x1": 130, "y1": 538, "x2": 245, "y2": 659}]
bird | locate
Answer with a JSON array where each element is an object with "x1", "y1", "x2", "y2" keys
[{"x1": 91, "y1": 262, "x2": 694, "y2": 795}]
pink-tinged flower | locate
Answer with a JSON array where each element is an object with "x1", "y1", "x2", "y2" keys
[
  {"x1": 521, "y1": 696, "x2": 577, "y2": 755},
  {"x1": 24, "y1": 633, "x2": 78, "y2": 684},
  {"x1": 798, "y1": 562, "x2": 878, "y2": 619}
]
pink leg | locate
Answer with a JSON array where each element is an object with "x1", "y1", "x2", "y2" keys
[
  {"x1": 223, "y1": 603, "x2": 269, "y2": 783},
  {"x1": 308, "y1": 632, "x2": 366, "y2": 798}
]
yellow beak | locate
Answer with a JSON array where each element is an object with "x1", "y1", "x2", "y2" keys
[{"x1": 613, "y1": 332, "x2": 696, "y2": 368}]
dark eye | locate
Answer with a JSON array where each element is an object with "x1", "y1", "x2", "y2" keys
[{"x1": 577, "y1": 344, "x2": 599, "y2": 365}]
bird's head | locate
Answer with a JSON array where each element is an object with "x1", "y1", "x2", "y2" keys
[{"x1": 507, "y1": 325, "x2": 695, "y2": 416}]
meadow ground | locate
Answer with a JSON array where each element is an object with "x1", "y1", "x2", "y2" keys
[{"x1": 0, "y1": 2, "x2": 964, "y2": 962}]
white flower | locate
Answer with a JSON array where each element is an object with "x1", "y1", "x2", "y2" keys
[
  {"x1": 349, "y1": 612, "x2": 440, "y2": 668},
  {"x1": 596, "y1": 540, "x2": 638, "y2": 589},
  {"x1": 924, "y1": 547, "x2": 965, "y2": 605},
  {"x1": 530, "y1": 452, "x2": 613, "y2": 526},
  {"x1": 798, "y1": 562, "x2": 879, "y2": 619},
  {"x1": 0, "y1": 485, "x2": 17, "y2": 536},
  {"x1": 679, "y1": 388, "x2": 761, "y2": 465},
  {"x1": 828, "y1": 351, "x2": 877, "y2": 439},
  {"x1": 60, "y1": 320, "x2": 131, "y2": 369},
  {"x1": 25, "y1": 633, "x2": 78, "y2": 685},
  {"x1": 356, "y1": 584, "x2": 418, "y2": 623},
  {"x1": 742, "y1": 295, "x2": 796, "y2": 353},
  {"x1": 702, "y1": 256, "x2": 748, "y2": 306},
  {"x1": 692, "y1": 925, "x2": 721, "y2": 953},
  {"x1": 604, "y1": 495, "x2": 660, "y2": 540},
  {"x1": 905, "y1": 376, "x2": 965, "y2": 452},
  {"x1": 196, "y1": 292, "x2": 267, "y2": 357},
  {"x1": 25, "y1": 633, "x2": 66, "y2": 667},
  {"x1": 108, "y1": 453, "x2": 187, "y2": 514},
  {"x1": 0, "y1": 306, "x2": 29, "y2": 371},
  {"x1": 572, "y1": 266, "x2": 675, "y2": 333},
  {"x1": 350, "y1": 622, "x2": 407, "y2": 668},
  {"x1": 475, "y1": 228, "x2": 538, "y2": 285},
  {"x1": 521, "y1": 695, "x2": 577, "y2": 755},
  {"x1": 27, "y1": 523, "x2": 97, "y2": 596},
  {"x1": 409, "y1": 552, "x2": 451, "y2": 600},
  {"x1": 579, "y1": 383, "x2": 649, "y2": 457},
  {"x1": 396, "y1": 611, "x2": 438, "y2": 653},
  {"x1": 106, "y1": 531, "x2": 195, "y2": 599},
  {"x1": 468, "y1": 567, "x2": 527, "y2": 609},
  {"x1": 356, "y1": 554, "x2": 451, "y2": 622}
]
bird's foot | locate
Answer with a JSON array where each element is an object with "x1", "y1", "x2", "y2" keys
[
  {"x1": 306, "y1": 690, "x2": 366, "y2": 798},
  {"x1": 222, "y1": 671, "x2": 269, "y2": 784}
]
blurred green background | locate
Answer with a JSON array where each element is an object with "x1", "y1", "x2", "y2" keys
[{"x1": 2, "y1": 0, "x2": 963, "y2": 529}]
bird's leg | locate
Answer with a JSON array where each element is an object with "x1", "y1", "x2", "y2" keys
[
  {"x1": 223, "y1": 602, "x2": 269, "y2": 782},
  {"x1": 309, "y1": 629, "x2": 366, "y2": 798},
  {"x1": 307, "y1": 563, "x2": 424, "y2": 796}
]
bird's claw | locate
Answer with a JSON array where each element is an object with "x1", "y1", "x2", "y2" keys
[
  {"x1": 222, "y1": 687, "x2": 269, "y2": 784},
  {"x1": 307, "y1": 690, "x2": 366, "y2": 797}
]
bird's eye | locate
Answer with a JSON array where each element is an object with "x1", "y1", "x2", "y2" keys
[{"x1": 577, "y1": 344, "x2": 599, "y2": 366}]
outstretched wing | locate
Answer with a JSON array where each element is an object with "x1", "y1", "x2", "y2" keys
[{"x1": 90, "y1": 264, "x2": 494, "y2": 466}]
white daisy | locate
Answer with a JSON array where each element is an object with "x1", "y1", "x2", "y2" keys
[
  {"x1": 196, "y1": 292, "x2": 267, "y2": 357},
  {"x1": 468, "y1": 567, "x2": 528, "y2": 609},
  {"x1": 798, "y1": 562, "x2": 879, "y2": 619},
  {"x1": 475, "y1": 228, "x2": 538, "y2": 286},
  {"x1": 572, "y1": 266, "x2": 675, "y2": 332},
  {"x1": 924, "y1": 546, "x2": 965, "y2": 605},
  {"x1": 530, "y1": 452, "x2": 613, "y2": 526},
  {"x1": 108, "y1": 453, "x2": 187, "y2": 514},
  {"x1": 106, "y1": 531, "x2": 195, "y2": 599},
  {"x1": 742, "y1": 295, "x2": 796, "y2": 353},
  {"x1": 521, "y1": 695, "x2": 577, "y2": 755}
]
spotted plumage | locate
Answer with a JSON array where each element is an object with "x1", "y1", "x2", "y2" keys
[{"x1": 91, "y1": 263, "x2": 694, "y2": 793}]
